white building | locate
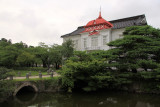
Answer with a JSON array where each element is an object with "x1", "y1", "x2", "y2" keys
[{"x1": 61, "y1": 13, "x2": 147, "y2": 51}]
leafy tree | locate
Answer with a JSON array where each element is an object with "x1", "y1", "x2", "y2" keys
[
  {"x1": 26, "y1": 46, "x2": 42, "y2": 67},
  {"x1": 0, "y1": 38, "x2": 12, "y2": 47},
  {"x1": 16, "y1": 51, "x2": 35, "y2": 67},
  {"x1": 0, "y1": 39, "x2": 29, "y2": 68},
  {"x1": 0, "y1": 45, "x2": 19, "y2": 68},
  {"x1": 13, "y1": 42, "x2": 28, "y2": 49},
  {"x1": 34, "y1": 42, "x2": 49, "y2": 68},
  {"x1": 60, "y1": 51, "x2": 112, "y2": 91},
  {"x1": 62, "y1": 39, "x2": 74, "y2": 59},
  {"x1": 49, "y1": 44, "x2": 63, "y2": 69}
]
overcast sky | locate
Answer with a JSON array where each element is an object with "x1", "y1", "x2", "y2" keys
[{"x1": 0, "y1": 0, "x2": 159, "y2": 46}]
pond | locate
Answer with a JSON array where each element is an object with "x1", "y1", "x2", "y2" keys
[{"x1": 0, "y1": 91, "x2": 160, "y2": 107}]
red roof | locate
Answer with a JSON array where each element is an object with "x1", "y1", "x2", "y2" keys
[{"x1": 85, "y1": 12, "x2": 113, "y2": 28}]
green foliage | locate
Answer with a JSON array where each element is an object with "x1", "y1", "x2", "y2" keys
[
  {"x1": 13, "y1": 67, "x2": 47, "y2": 71},
  {"x1": 59, "y1": 25, "x2": 160, "y2": 92},
  {"x1": 49, "y1": 44, "x2": 63, "y2": 69},
  {"x1": 35, "y1": 43, "x2": 49, "y2": 68},
  {"x1": 62, "y1": 39, "x2": 74, "y2": 59},
  {"x1": 107, "y1": 25, "x2": 160, "y2": 73},
  {"x1": 0, "y1": 67, "x2": 12, "y2": 80},
  {"x1": 16, "y1": 51, "x2": 35, "y2": 67},
  {"x1": 7, "y1": 71, "x2": 16, "y2": 76},
  {"x1": 138, "y1": 60, "x2": 158, "y2": 70},
  {"x1": 0, "y1": 38, "x2": 73, "y2": 70},
  {"x1": 60, "y1": 51, "x2": 113, "y2": 91},
  {"x1": 0, "y1": 45, "x2": 19, "y2": 68},
  {"x1": 0, "y1": 80, "x2": 16, "y2": 101},
  {"x1": 60, "y1": 51, "x2": 136, "y2": 91},
  {"x1": 123, "y1": 25, "x2": 160, "y2": 37}
]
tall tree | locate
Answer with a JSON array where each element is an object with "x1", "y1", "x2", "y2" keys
[
  {"x1": 60, "y1": 51, "x2": 111, "y2": 92},
  {"x1": 34, "y1": 42, "x2": 49, "y2": 68},
  {"x1": 0, "y1": 45, "x2": 19, "y2": 68},
  {"x1": 49, "y1": 44, "x2": 63, "y2": 69},
  {"x1": 62, "y1": 39, "x2": 74, "y2": 59},
  {"x1": 107, "y1": 25, "x2": 160, "y2": 73},
  {"x1": 16, "y1": 51, "x2": 35, "y2": 67},
  {"x1": 0, "y1": 38, "x2": 12, "y2": 47}
]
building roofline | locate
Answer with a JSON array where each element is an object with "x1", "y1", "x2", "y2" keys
[
  {"x1": 109, "y1": 14, "x2": 145, "y2": 23},
  {"x1": 61, "y1": 14, "x2": 147, "y2": 38}
]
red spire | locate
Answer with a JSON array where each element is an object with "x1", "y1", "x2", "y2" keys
[
  {"x1": 82, "y1": 6, "x2": 113, "y2": 34},
  {"x1": 98, "y1": 6, "x2": 102, "y2": 19},
  {"x1": 98, "y1": 11, "x2": 102, "y2": 19}
]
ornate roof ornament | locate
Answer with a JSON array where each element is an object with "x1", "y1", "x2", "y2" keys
[{"x1": 82, "y1": 10, "x2": 113, "y2": 35}]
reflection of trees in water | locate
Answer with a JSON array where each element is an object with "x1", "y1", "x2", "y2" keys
[
  {"x1": 32, "y1": 92, "x2": 160, "y2": 107},
  {"x1": 54, "y1": 92, "x2": 160, "y2": 107},
  {"x1": 1, "y1": 92, "x2": 160, "y2": 107}
]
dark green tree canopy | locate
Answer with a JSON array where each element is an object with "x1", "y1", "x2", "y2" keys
[
  {"x1": 59, "y1": 25, "x2": 160, "y2": 92},
  {"x1": 108, "y1": 25, "x2": 160, "y2": 72},
  {"x1": 62, "y1": 39, "x2": 74, "y2": 59}
]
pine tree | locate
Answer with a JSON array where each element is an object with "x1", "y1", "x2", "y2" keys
[{"x1": 107, "y1": 25, "x2": 160, "y2": 73}]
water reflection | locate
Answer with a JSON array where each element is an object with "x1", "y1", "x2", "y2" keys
[
  {"x1": 14, "y1": 93, "x2": 37, "y2": 105},
  {"x1": 0, "y1": 91, "x2": 160, "y2": 107}
]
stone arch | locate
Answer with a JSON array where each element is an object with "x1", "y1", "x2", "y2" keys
[{"x1": 13, "y1": 82, "x2": 38, "y2": 96}]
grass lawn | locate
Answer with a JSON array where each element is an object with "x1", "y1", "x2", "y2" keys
[{"x1": 14, "y1": 70, "x2": 48, "y2": 77}]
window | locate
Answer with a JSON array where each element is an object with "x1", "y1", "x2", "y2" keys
[
  {"x1": 83, "y1": 38, "x2": 87, "y2": 48},
  {"x1": 91, "y1": 37, "x2": 98, "y2": 46},
  {"x1": 103, "y1": 36, "x2": 107, "y2": 45}
]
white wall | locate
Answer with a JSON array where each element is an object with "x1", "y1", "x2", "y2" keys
[
  {"x1": 111, "y1": 28, "x2": 125, "y2": 41},
  {"x1": 63, "y1": 35, "x2": 81, "y2": 51},
  {"x1": 62, "y1": 28, "x2": 125, "y2": 51},
  {"x1": 80, "y1": 29, "x2": 112, "y2": 51}
]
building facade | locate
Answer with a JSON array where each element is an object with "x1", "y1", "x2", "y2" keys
[{"x1": 61, "y1": 13, "x2": 147, "y2": 51}]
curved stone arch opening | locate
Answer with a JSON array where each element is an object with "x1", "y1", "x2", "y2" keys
[
  {"x1": 14, "y1": 93, "x2": 38, "y2": 105},
  {"x1": 13, "y1": 82, "x2": 38, "y2": 96}
]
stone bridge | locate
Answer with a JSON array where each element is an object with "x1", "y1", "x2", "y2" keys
[
  {"x1": 13, "y1": 79, "x2": 61, "y2": 96},
  {"x1": 13, "y1": 82, "x2": 38, "y2": 96}
]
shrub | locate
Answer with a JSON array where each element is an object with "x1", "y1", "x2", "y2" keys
[{"x1": 0, "y1": 67, "x2": 12, "y2": 80}]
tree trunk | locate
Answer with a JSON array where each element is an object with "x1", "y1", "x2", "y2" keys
[
  {"x1": 43, "y1": 61, "x2": 47, "y2": 68},
  {"x1": 55, "y1": 63, "x2": 59, "y2": 69}
]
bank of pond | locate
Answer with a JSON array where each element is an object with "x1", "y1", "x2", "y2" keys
[
  {"x1": 1, "y1": 91, "x2": 160, "y2": 107},
  {"x1": 1, "y1": 77, "x2": 160, "y2": 106}
]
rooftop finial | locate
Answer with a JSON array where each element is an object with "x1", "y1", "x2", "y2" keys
[{"x1": 99, "y1": 6, "x2": 102, "y2": 19}]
